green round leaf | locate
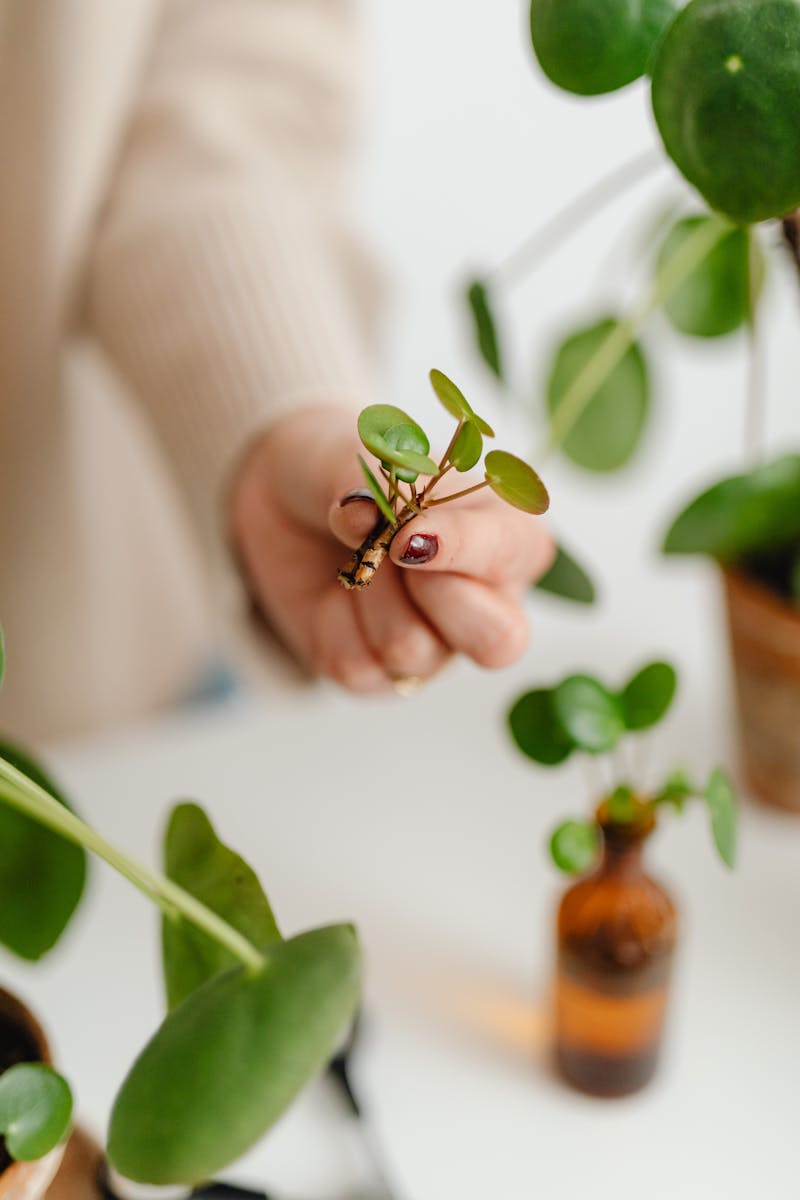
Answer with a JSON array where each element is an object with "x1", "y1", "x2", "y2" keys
[
  {"x1": 663, "y1": 454, "x2": 800, "y2": 560},
  {"x1": 657, "y1": 216, "x2": 758, "y2": 336},
  {"x1": 357, "y1": 405, "x2": 416, "y2": 456},
  {"x1": 0, "y1": 1065, "x2": 72, "y2": 1161},
  {"x1": 546, "y1": 318, "x2": 650, "y2": 472},
  {"x1": 705, "y1": 767, "x2": 737, "y2": 868},
  {"x1": 109, "y1": 924, "x2": 361, "y2": 1185},
  {"x1": 380, "y1": 423, "x2": 435, "y2": 483},
  {"x1": 449, "y1": 421, "x2": 483, "y2": 473},
  {"x1": 553, "y1": 675, "x2": 626, "y2": 754},
  {"x1": 508, "y1": 689, "x2": 574, "y2": 766},
  {"x1": 530, "y1": 0, "x2": 682, "y2": 95},
  {"x1": 428, "y1": 370, "x2": 495, "y2": 437},
  {"x1": 651, "y1": 0, "x2": 800, "y2": 224},
  {"x1": 484, "y1": 450, "x2": 550, "y2": 514},
  {"x1": 550, "y1": 820, "x2": 600, "y2": 874},
  {"x1": 162, "y1": 804, "x2": 282, "y2": 1012},
  {"x1": 0, "y1": 742, "x2": 87, "y2": 961},
  {"x1": 619, "y1": 661, "x2": 678, "y2": 731},
  {"x1": 358, "y1": 406, "x2": 437, "y2": 479},
  {"x1": 466, "y1": 281, "x2": 504, "y2": 381},
  {"x1": 534, "y1": 543, "x2": 597, "y2": 605}
]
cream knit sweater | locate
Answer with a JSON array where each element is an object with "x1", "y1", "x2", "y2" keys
[{"x1": 0, "y1": 0, "x2": 376, "y2": 741}]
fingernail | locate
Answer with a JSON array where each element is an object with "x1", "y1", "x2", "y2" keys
[
  {"x1": 399, "y1": 533, "x2": 439, "y2": 564},
  {"x1": 338, "y1": 488, "x2": 375, "y2": 507}
]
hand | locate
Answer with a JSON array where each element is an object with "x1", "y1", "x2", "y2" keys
[{"x1": 227, "y1": 404, "x2": 555, "y2": 692}]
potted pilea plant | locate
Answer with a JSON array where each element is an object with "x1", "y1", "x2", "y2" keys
[
  {"x1": 462, "y1": 0, "x2": 800, "y2": 804},
  {"x1": 0, "y1": 627, "x2": 361, "y2": 1197},
  {"x1": 338, "y1": 368, "x2": 549, "y2": 590},
  {"x1": 507, "y1": 659, "x2": 737, "y2": 1096}
]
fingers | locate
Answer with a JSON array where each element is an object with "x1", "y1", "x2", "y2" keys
[
  {"x1": 352, "y1": 561, "x2": 451, "y2": 680},
  {"x1": 389, "y1": 497, "x2": 555, "y2": 586},
  {"x1": 405, "y1": 572, "x2": 530, "y2": 669},
  {"x1": 310, "y1": 588, "x2": 391, "y2": 693},
  {"x1": 328, "y1": 490, "x2": 381, "y2": 550}
]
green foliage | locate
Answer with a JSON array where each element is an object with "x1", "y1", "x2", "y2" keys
[
  {"x1": 654, "y1": 768, "x2": 693, "y2": 811},
  {"x1": 508, "y1": 661, "x2": 678, "y2": 766},
  {"x1": 553, "y1": 675, "x2": 626, "y2": 754},
  {"x1": 605, "y1": 785, "x2": 638, "y2": 823},
  {"x1": 449, "y1": 420, "x2": 483, "y2": 472},
  {"x1": 380, "y1": 423, "x2": 436, "y2": 483},
  {"x1": 0, "y1": 1065, "x2": 72, "y2": 1161},
  {"x1": 651, "y1": 0, "x2": 800, "y2": 223},
  {"x1": 530, "y1": 0, "x2": 682, "y2": 95},
  {"x1": 108, "y1": 925, "x2": 361, "y2": 1185},
  {"x1": 663, "y1": 455, "x2": 800, "y2": 561},
  {"x1": 466, "y1": 281, "x2": 503, "y2": 380},
  {"x1": 0, "y1": 742, "x2": 86, "y2": 961},
  {"x1": 619, "y1": 661, "x2": 677, "y2": 730},
  {"x1": 546, "y1": 318, "x2": 650, "y2": 471},
  {"x1": 162, "y1": 804, "x2": 282, "y2": 1011},
  {"x1": 428, "y1": 369, "x2": 495, "y2": 436},
  {"x1": 550, "y1": 820, "x2": 599, "y2": 873},
  {"x1": 657, "y1": 216, "x2": 758, "y2": 337},
  {"x1": 534, "y1": 543, "x2": 597, "y2": 605},
  {"x1": 705, "y1": 767, "x2": 737, "y2": 868},
  {"x1": 357, "y1": 405, "x2": 437, "y2": 482},
  {"x1": 484, "y1": 450, "x2": 550, "y2": 514},
  {"x1": 357, "y1": 457, "x2": 397, "y2": 525},
  {"x1": 508, "y1": 689, "x2": 573, "y2": 766}
]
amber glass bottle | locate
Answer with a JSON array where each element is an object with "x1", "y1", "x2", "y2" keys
[{"x1": 554, "y1": 806, "x2": 677, "y2": 1096}]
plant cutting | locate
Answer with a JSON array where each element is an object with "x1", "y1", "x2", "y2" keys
[
  {"x1": 507, "y1": 659, "x2": 737, "y2": 1096},
  {"x1": 462, "y1": 0, "x2": 800, "y2": 802},
  {"x1": 337, "y1": 368, "x2": 550, "y2": 589},
  {"x1": 0, "y1": 627, "x2": 361, "y2": 1196}
]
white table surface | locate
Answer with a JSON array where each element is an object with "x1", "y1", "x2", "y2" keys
[{"x1": 4, "y1": 577, "x2": 799, "y2": 1199}]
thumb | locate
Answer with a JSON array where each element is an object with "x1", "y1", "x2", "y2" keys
[{"x1": 259, "y1": 403, "x2": 370, "y2": 537}]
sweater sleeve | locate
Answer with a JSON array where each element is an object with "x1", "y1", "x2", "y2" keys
[{"x1": 84, "y1": 0, "x2": 380, "y2": 542}]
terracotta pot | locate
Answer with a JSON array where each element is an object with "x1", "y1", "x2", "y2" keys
[
  {"x1": 722, "y1": 566, "x2": 800, "y2": 812},
  {"x1": 0, "y1": 989, "x2": 103, "y2": 1200}
]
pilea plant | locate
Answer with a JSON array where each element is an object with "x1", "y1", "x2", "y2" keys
[
  {"x1": 507, "y1": 659, "x2": 738, "y2": 872},
  {"x1": 337, "y1": 368, "x2": 549, "y2": 589},
  {"x1": 0, "y1": 627, "x2": 360, "y2": 1187},
  {"x1": 464, "y1": 0, "x2": 800, "y2": 594},
  {"x1": 507, "y1": 655, "x2": 738, "y2": 1095}
]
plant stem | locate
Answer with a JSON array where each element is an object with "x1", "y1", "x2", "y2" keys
[
  {"x1": 744, "y1": 228, "x2": 766, "y2": 464},
  {"x1": 425, "y1": 480, "x2": 491, "y2": 507},
  {"x1": 490, "y1": 148, "x2": 663, "y2": 289},
  {"x1": 437, "y1": 420, "x2": 464, "y2": 472},
  {"x1": 421, "y1": 462, "x2": 454, "y2": 503},
  {"x1": 0, "y1": 758, "x2": 267, "y2": 975},
  {"x1": 538, "y1": 216, "x2": 728, "y2": 461}
]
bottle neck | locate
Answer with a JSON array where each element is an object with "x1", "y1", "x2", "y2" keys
[{"x1": 599, "y1": 828, "x2": 648, "y2": 877}]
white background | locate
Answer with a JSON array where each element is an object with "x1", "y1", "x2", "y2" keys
[{"x1": 5, "y1": 3, "x2": 800, "y2": 1199}]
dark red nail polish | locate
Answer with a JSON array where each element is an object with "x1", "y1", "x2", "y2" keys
[
  {"x1": 400, "y1": 533, "x2": 439, "y2": 564},
  {"x1": 338, "y1": 488, "x2": 375, "y2": 507}
]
